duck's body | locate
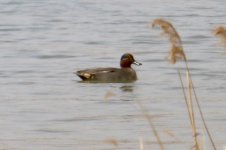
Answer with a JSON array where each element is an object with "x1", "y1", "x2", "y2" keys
[
  {"x1": 76, "y1": 67, "x2": 137, "y2": 83},
  {"x1": 75, "y1": 53, "x2": 141, "y2": 83}
]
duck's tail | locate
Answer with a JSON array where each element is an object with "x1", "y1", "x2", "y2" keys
[{"x1": 74, "y1": 71, "x2": 93, "y2": 80}]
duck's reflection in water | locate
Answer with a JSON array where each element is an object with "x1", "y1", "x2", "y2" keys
[{"x1": 120, "y1": 84, "x2": 134, "y2": 92}]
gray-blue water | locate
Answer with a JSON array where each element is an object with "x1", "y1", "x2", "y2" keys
[{"x1": 1, "y1": 0, "x2": 226, "y2": 149}]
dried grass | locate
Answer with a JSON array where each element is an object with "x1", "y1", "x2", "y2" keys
[
  {"x1": 152, "y1": 18, "x2": 217, "y2": 150},
  {"x1": 139, "y1": 137, "x2": 144, "y2": 150},
  {"x1": 213, "y1": 26, "x2": 226, "y2": 49},
  {"x1": 104, "y1": 138, "x2": 118, "y2": 147},
  {"x1": 178, "y1": 70, "x2": 200, "y2": 150},
  {"x1": 152, "y1": 19, "x2": 186, "y2": 63}
]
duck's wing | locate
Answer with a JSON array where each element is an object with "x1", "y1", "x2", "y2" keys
[{"x1": 75, "y1": 68, "x2": 119, "y2": 80}]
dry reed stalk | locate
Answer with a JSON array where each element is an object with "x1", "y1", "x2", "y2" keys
[
  {"x1": 185, "y1": 62, "x2": 217, "y2": 150},
  {"x1": 187, "y1": 71, "x2": 200, "y2": 150},
  {"x1": 136, "y1": 100, "x2": 165, "y2": 150},
  {"x1": 213, "y1": 26, "x2": 226, "y2": 49},
  {"x1": 177, "y1": 70, "x2": 192, "y2": 124},
  {"x1": 178, "y1": 69, "x2": 199, "y2": 150},
  {"x1": 152, "y1": 18, "x2": 217, "y2": 150}
]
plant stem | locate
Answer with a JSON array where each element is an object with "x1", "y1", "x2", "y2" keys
[
  {"x1": 184, "y1": 58, "x2": 217, "y2": 150},
  {"x1": 178, "y1": 69, "x2": 200, "y2": 150}
]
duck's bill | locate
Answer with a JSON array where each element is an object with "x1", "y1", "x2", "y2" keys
[{"x1": 133, "y1": 61, "x2": 142, "y2": 66}]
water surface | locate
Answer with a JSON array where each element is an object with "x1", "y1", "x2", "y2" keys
[{"x1": 1, "y1": 0, "x2": 226, "y2": 149}]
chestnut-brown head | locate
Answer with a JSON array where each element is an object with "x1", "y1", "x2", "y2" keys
[{"x1": 120, "y1": 53, "x2": 142, "y2": 68}]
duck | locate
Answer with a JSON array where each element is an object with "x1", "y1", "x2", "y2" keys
[{"x1": 75, "y1": 53, "x2": 142, "y2": 83}]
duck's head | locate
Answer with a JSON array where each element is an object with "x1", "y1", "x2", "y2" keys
[{"x1": 120, "y1": 53, "x2": 142, "y2": 68}]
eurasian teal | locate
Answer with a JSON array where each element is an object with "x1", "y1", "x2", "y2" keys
[{"x1": 75, "y1": 53, "x2": 142, "y2": 83}]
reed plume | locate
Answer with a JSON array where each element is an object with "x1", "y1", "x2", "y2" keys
[
  {"x1": 152, "y1": 18, "x2": 217, "y2": 150},
  {"x1": 152, "y1": 19, "x2": 186, "y2": 63},
  {"x1": 213, "y1": 26, "x2": 226, "y2": 49}
]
